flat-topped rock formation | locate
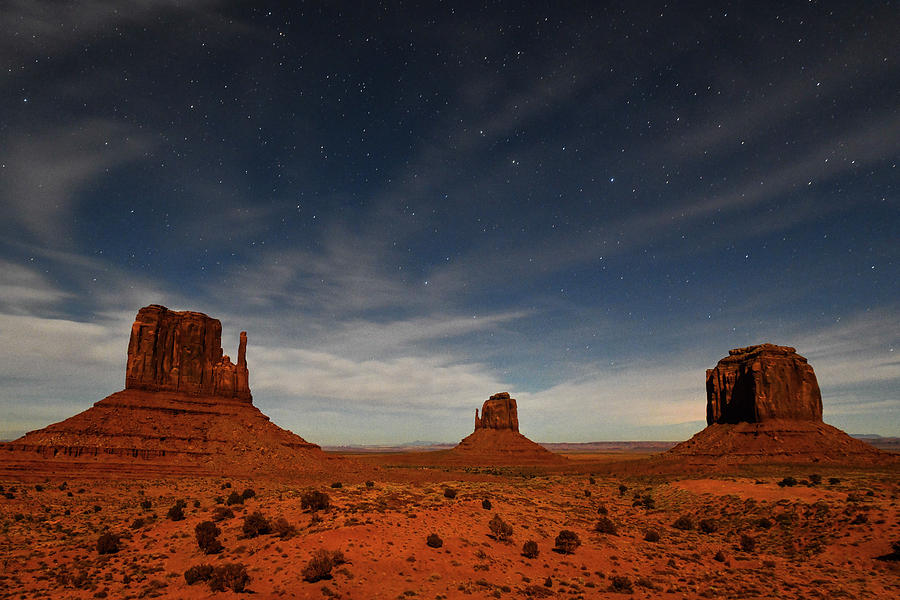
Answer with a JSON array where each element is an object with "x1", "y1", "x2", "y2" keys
[
  {"x1": 1, "y1": 305, "x2": 335, "y2": 477},
  {"x1": 127, "y1": 304, "x2": 251, "y2": 401},
  {"x1": 668, "y1": 343, "x2": 889, "y2": 464},
  {"x1": 445, "y1": 393, "x2": 565, "y2": 466},
  {"x1": 706, "y1": 344, "x2": 822, "y2": 424}
]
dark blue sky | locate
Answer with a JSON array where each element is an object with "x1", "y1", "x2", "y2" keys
[{"x1": 1, "y1": 1, "x2": 897, "y2": 444}]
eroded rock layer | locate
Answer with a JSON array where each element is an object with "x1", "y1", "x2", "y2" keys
[
  {"x1": 126, "y1": 304, "x2": 251, "y2": 401},
  {"x1": 706, "y1": 343, "x2": 821, "y2": 424}
]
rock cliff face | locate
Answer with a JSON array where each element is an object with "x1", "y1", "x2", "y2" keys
[
  {"x1": 706, "y1": 344, "x2": 822, "y2": 424},
  {"x1": 125, "y1": 304, "x2": 251, "y2": 401},
  {"x1": 474, "y1": 392, "x2": 519, "y2": 431}
]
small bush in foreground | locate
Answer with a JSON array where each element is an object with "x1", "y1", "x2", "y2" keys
[
  {"x1": 482, "y1": 498, "x2": 492, "y2": 510},
  {"x1": 522, "y1": 540, "x2": 539, "y2": 559},
  {"x1": 96, "y1": 533, "x2": 120, "y2": 555},
  {"x1": 554, "y1": 530, "x2": 581, "y2": 554},
  {"x1": 184, "y1": 564, "x2": 214, "y2": 585},
  {"x1": 778, "y1": 476, "x2": 797, "y2": 488},
  {"x1": 242, "y1": 511, "x2": 271, "y2": 538},
  {"x1": 644, "y1": 529, "x2": 660, "y2": 542},
  {"x1": 699, "y1": 519, "x2": 718, "y2": 534},
  {"x1": 195, "y1": 521, "x2": 223, "y2": 554},
  {"x1": 488, "y1": 514, "x2": 513, "y2": 541},
  {"x1": 426, "y1": 533, "x2": 443, "y2": 548},
  {"x1": 302, "y1": 549, "x2": 346, "y2": 582},
  {"x1": 595, "y1": 517, "x2": 618, "y2": 535},
  {"x1": 609, "y1": 575, "x2": 633, "y2": 593},
  {"x1": 241, "y1": 488, "x2": 256, "y2": 500},
  {"x1": 301, "y1": 490, "x2": 331, "y2": 512},
  {"x1": 673, "y1": 515, "x2": 694, "y2": 530},
  {"x1": 226, "y1": 491, "x2": 244, "y2": 505},
  {"x1": 209, "y1": 563, "x2": 251, "y2": 593},
  {"x1": 443, "y1": 487, "x2": 457, "y2": 499},
  {"x1": 212, "y1": 506, "x2": 234, "y2": 521},
  {"x1": 273, "y1": 517, "x2": 297, "y2": 539},
  {"x1": 167, "y1": 500, "x2": 186, "y2": 521}
]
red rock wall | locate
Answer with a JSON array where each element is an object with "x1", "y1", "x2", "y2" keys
[
  {"x1": 474, "y1": 392, "x2": 519, "y2": 432},
  {"x1": 125, "y1": 305, "x2": 251, "y2": 401},
  {"x1": 706, "y1": 344, "x2": 821, "y2": 425}
]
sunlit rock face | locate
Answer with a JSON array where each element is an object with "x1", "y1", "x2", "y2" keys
[
  {"x1": 474, "y1": 392, "x2": 519, "y2": 432},
  {"x1": 705, "y1": 343, "x2": 822, "y2": 425},
  {"x1": 125, "y1": 304, "x2": 251, "y2": 402}
]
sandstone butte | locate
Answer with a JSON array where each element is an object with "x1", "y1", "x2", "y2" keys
[
  {"x1": 0, "y1": 305, "x2": 337, "y2": 478},
  {"x1": 445, "y1": 392, "x2": 566, "y2": 465},
  {"x1": 667, "y1": 343, "x2": 890, "y2": 464}
]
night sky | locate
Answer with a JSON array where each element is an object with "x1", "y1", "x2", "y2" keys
[{"x1": 1, "y1": 1, "x2": 897, "y2": 445}]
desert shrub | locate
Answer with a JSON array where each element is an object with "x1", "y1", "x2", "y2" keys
[
  {"x1": 644, "y1": 529, "x2": 660, "y2": 542},
  {"x1": 140, "y1": 499, "x2": 152, "y2": 510},
  {"x1": 96, "y1": 533, "x2": 120, "y2": 555},
  {"x1": 365, "y1": 481, "x2": 375, "y2": 488},
  {"x1": 756, "y1": 517, "x2": 773, "y2": 529},
  {"x1": 777, "y1": 476, "x2": 797, "y2": 488},
  {"x1": 330, "y1": 482, "x2": 342, "y2": 489},
  {"x1": 596, "y1": 503, "x2": 608, "y2": 515},
  {"x1": 273, "y1": 517, "x2": 297, "y2": 539},
  {"x1": 242, "y1": 511, "x2": 271, "y2": 538},
  {"x1": 443, "y1": 487, "x2": 458, "y2": 499},
  {"x1": 828, "y1": 477, "x2": 841, "y2": 485},
  {"x1": 426, "y1": 533, "x2": 443, "y2": 548},
  {"x1": 302, "y1": 549, "x2": 346, "y2": 582},
  {"x1": 225, "y1": 491, "x2": 244, "y2": 505},
  {"x1": 209, "y1": 563, "x2": 250, "y2": 593},
  {"x1": 595, "y1": 517, "x2": 618, "y2": 535},
  {"x1": 672, "y1": 515, "x2": 694, "y2": 530},
  {"x1": 618, "y1": 484, "x2": 628, "y2": 496},
  {"x1": 301, "y1": 490, "x2": 331, "y2": 512},
  {"x1": 554, "y1": 530, "x2": 581, "y2": 554},
  {"x1": 639, "y1": 495, "x2": 656, "y2": 509},
  {"x1": 740, "y1": 534, "x2": 757, "y2": 552},
  {"x1": 809, "y1": 474, "x2": 822, "y2": 485},
  {"x1": 184, "y1": 564, "x2": 214, "y2": 585},
  {"x1": 488, "y1": 514, "x2": 513, "y2": 541},
  {"x1": 608, "y1": 575, "x2": 633, "y2": 593},
  {"x1": 522, "y1": 540, "x2": 539, "y2": 559},
  {"x1": 195, "y1": 521, "x2": 224, "y2": 554},
  {"x1": 130, "y1": 518, "x2": 145, "y2": 529},
  {"x1": 35, "y1": 484, "x2": 43, "y2": 492},
  {"x1": 699, "y1": 519, "x2": 718, "y2": 534},
  {"x1": 241, "y1": 488, "x2": 256, "y2": 500},
  {"x1": 714, "y1": 550, "x2": 726, "y2": 562},
  {"x1": 212, "y1": 506, "x2": 234, "y2": 521},
  {"x1": 851, "y1": 513, "x2": 868, "y2": 525},
  {"x1": 167, "y1": 499, "x2": 187, "y2": 521},
  {"x1": 482, "y1": 499, "x2": 492, "y2": 510}
]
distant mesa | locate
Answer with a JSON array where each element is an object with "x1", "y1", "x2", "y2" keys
[
  {"x1": 1, "y1": 305, "x2": 333, "y2": 477},
  {"x1": 446, "y1": 392, "x2": 565, "y2": 465},
  {"x1": 668, "y1": 343, "x2": 889, "y2": 464}
]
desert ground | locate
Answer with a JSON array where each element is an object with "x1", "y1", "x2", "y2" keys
[{"x1": 2, "y1": 451, "x2": 898, "y2": 600}]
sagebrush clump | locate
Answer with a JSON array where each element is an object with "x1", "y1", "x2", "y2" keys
[
  {"x1": 242, "y1": 511, "x2": 271, "y2": 538},
  {"x1": 522, "y1": 540, "x2": 539, "y2": 559},
  {"x1": 673, "y1": 515, "x2": 694, "y2": 530},
  {"x1": 595, "y1": 517, "x2": 618, "y2": 535},
  {"x1": 167, "y1": 499, "x2": 187, "y2": 521},
  {"x1": 554, "y1": 530, "x2": 581, "y2": 554},
  {"x1": 488, "y1": 514, "x2": 513, "y2": 541},
  {"x1": 96, "y1": 533, "x2": 120, "y2": 555},
  {"x1": 195, "y1": 521, "x2": 224, "y2": 554},
  {"x1": 302, "y1": 549, "x2": 346, "y2": 582},
  {"x1": 301, "y1": 490, "x2": 331, "y2": 512}
]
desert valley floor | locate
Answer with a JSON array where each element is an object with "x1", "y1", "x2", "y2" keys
[{"x1": 1, "y1": 451, "x2": 898, "y2": 600}]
